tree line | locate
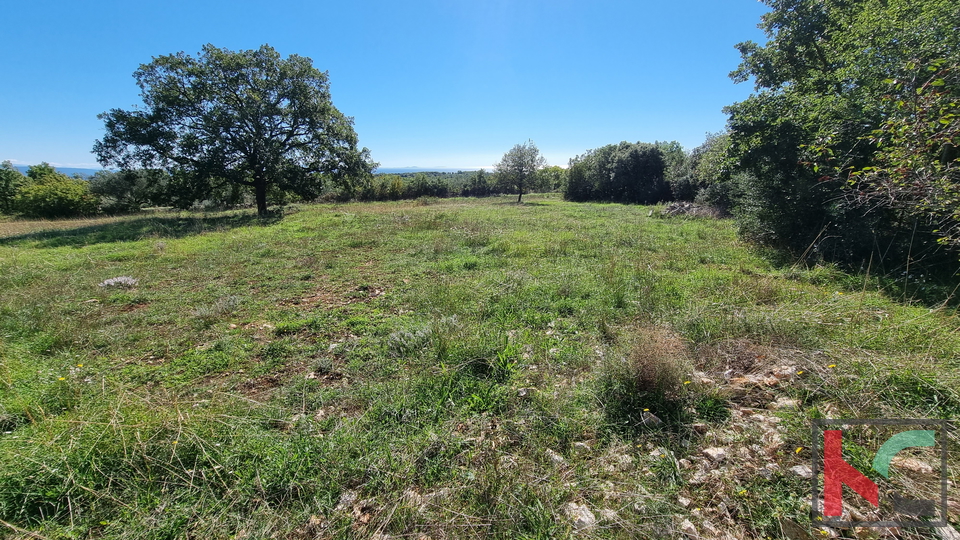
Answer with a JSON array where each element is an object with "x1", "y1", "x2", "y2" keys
[{"x1": 5, "y1": 4, "x2": 959, "y2": 285}]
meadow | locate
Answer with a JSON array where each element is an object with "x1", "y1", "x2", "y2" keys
[{"x1": 0, "y1": 195, "x2": 957, "y2": 539}]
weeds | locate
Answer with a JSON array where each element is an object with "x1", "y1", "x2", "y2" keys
[{"x1": 0, "y1": 196, "x2": 957, "y2": 538}]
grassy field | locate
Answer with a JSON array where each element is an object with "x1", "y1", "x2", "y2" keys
[{"x1": 0, "y1": 195, "x2": 957, "y2": 539}]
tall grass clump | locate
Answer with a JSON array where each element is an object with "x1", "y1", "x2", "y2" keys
[{"x1": 595, "y1": 326, "x2": 694, "y2": 438}]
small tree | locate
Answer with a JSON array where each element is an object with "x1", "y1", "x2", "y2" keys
[
  {"x1": 94, "y1": 44, "x2": 376, "y2": 216},
  {"x1": 494, "y1": 140, "x2": 547, "y2": 203},
  {"x1": 0, "y1": 161, "x2": 25, "y2": 214},
  {"x1": 847, "y1": 62, "x2": 960, "y2": 248}
]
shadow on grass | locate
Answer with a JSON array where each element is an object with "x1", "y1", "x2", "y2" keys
[{"x1": 0, "y1": 211, "x2": 284, "y2": 248}]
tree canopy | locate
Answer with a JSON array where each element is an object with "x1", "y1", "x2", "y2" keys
[
  {"x1": 94, "y1": 44, "x2": 375, "y2": 215},
  {"x1": 724, "y1": 0, "x2": 960, "y2": 268},
  {"x1": 564, "y1": 142, "x2": 669, "y2": 204},
  {"x1": 494, "y1": 140, "x2": 547, "y2": 203}
]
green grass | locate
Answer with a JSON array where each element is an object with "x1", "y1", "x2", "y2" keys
[{"x1": 0, "y1": 195, "x2": 957, "y2": 538}]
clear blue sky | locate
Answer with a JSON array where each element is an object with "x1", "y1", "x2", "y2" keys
[{"x1": 1, "y1": 0, "x2": 769, "y2": 171}]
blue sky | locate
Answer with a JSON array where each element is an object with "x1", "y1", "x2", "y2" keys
[{"x1": 1, "y1": 0, "x2": 769, "y2": 171}]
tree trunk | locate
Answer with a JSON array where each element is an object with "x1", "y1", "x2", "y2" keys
[
  {"x1": 255, "y1": 176, "x2": 268, "y2": 216},
  {"x1": 517, "y1": 191, "x2": 523, "y2": 204}
]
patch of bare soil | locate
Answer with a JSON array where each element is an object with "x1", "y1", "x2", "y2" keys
[{"x1": 282, "y1": 283, "x2": 387, "y2": 310}]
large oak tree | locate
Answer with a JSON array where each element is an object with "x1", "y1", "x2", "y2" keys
[{"x1": 94, "y1": 44, "x2": 374, "y2": 215}]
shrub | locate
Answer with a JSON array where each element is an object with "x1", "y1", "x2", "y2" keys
[
  {"x1": 564, "y1": 141, "x2": 670, "y2": 204},
  {"x1": 14, "y1": 177, "x2": 99, "y2": 218},
  {"x1": 596, "y1": 326, "x2": 693, "y2": 437},
  {"x1": 0, "y1": 161, "x2": 25, "y2": 214}
]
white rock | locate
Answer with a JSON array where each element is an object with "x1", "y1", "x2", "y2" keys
[
  {"x1": 768, "y1": 397, "x2": 800, "y2": 410},
  {"x1": 790, "y1": 465, "x2": 813, "y2": 479},
  {"x1": 679, "y1": 518, "x2": 698, "y2": 537},
  {"x1": 599, "y1": 508, "x2": 618, "y2": 522},
  {"x1": 545, "y1": 448, "x2": 567, "y2": 466},
  {"x1": 563, "y1": 502, "x2": 597, "y2": 530},
  {"x1": 641, "y1": 411, "x2": 663, "y2": 427},
  {"x1": 335, "y1": 489, "x2": 359, "y2": 511},
  {"x1": 702, "y1": 447, "x2": 727, "y2": 463},
  {"x1": 677, "y1": 496, "x2": 693, "y2": 508},
  {"x1": 891, "y1": 456, "x2": 935, "y2": 475},
  {"x1": 572, "y1": 441, "x2": 592, "y2": 454}
]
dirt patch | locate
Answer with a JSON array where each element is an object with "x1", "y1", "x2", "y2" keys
[
  {"x1": 694, "y1": 339, "x2": 809, "y2": 378},
  {"x1": 283, "y1": 283, "x2": 386, "y2": 310}
]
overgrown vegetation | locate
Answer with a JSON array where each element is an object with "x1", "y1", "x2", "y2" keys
[
  {"x1": 720, "y1": 0, "x2": 960, "y2": 277},
  {"x1": 1, "y1": 197, "x2": 956, "y2": 538}
]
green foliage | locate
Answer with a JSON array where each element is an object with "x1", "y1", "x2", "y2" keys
[
  {"x1": 494, "y1": 140, "x2": 547, "y2": 203},
  {"x1": 725, "y1": 0, "x2": 960, "y2": 271},
  {"x1": 94, "y1": 44, "x2": 376, "y2": 215},
  {"x1": 89, "y1": 169, "x2": 170, "y2": 213},
  {"x1": 0, "y1": 161, "x2": 25, "y2": 214},
  {"x1": 533, "y1": 165, "x2": 566, "y2": 193},
  {"x1": 13, "y1": 164, "x2": 99, "y2": 218},
  {"x1": 464, "y1": 169, "x2": 492, "y2": 197},
  {"x1": 564, "y1": 141, "x2": 669, "y2": 204},
  {"x1": 847, "y1": 62, "x2": 960, "y2": 248}
]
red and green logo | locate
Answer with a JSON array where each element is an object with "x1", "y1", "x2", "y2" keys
[{"x1": 812, "y1": 419, "x2": 949, "y2": 527}]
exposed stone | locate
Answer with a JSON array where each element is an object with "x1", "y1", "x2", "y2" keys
[
  {"x1": 599, "y1": 508, "x2": 618, "y2": 522},
  {"x1": 779, "y1": 517, "x2": 816, "y2": 540},
  {"x1": 679, "y1": 518, "x2": 698, "y2": 537},
  {"x1": 572, "y1": 441, "x2": 592, "y2": 454},
  {"x1": 563, "y1": 502, "x2": 597, "y2": 531},
  {"x1": 890, "y1": 456, "x2": 935, "y2": 475},
  {"x1": 790, "y1": 465, "x2": 813, "y2": 479},
  {"x1": 677, "y1": 496, "x2": 693, "y2": 508},
  {"x1": 773, "y1": 365, "x2": 798, "y2": 379},
  {"x1": 768, "y1": 397, "x2": 800, "y2": 410},
  {"x1": 702, "y1": 519, "x2": 721, "y2": 537},
  {"x1": 641, "y1": 411, "x2": 663, "y2": 427},
  {"x1": 933, "y1": 524, "x2": 960, "y2": 540},
  {"x1": 335, "y1": 489, "x2": 359, "y2": 512},
  {"x1": 403, "y1": 489, "x2": 425, "y2": 507},
  {"x1": 818, "y1": 526, "x2": 840, "y2": 538},
  {"x1": 545, "y1": 448, "x2": 567, "y2": 466},
  {"x1": 702, "y1": 447, "x2": 727, "y2": 463}
]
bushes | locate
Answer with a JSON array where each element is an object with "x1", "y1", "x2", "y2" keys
[
  {"x1": 564, "y1": 142, "x2": 670, "y2": 204},
  {"x1": 89, "y1": 169, "x2": 168, "y2": 213},
  {"x1": 14, "y1": 175, "x2": 99, "y2": 219},
  {"x1": 0, "y1": 161, "x2": 25, "y2": 214}
]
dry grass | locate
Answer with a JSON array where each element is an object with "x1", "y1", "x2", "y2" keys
[{"x1": 0, "y1": 213, "x2": 150, "y2": 238}]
